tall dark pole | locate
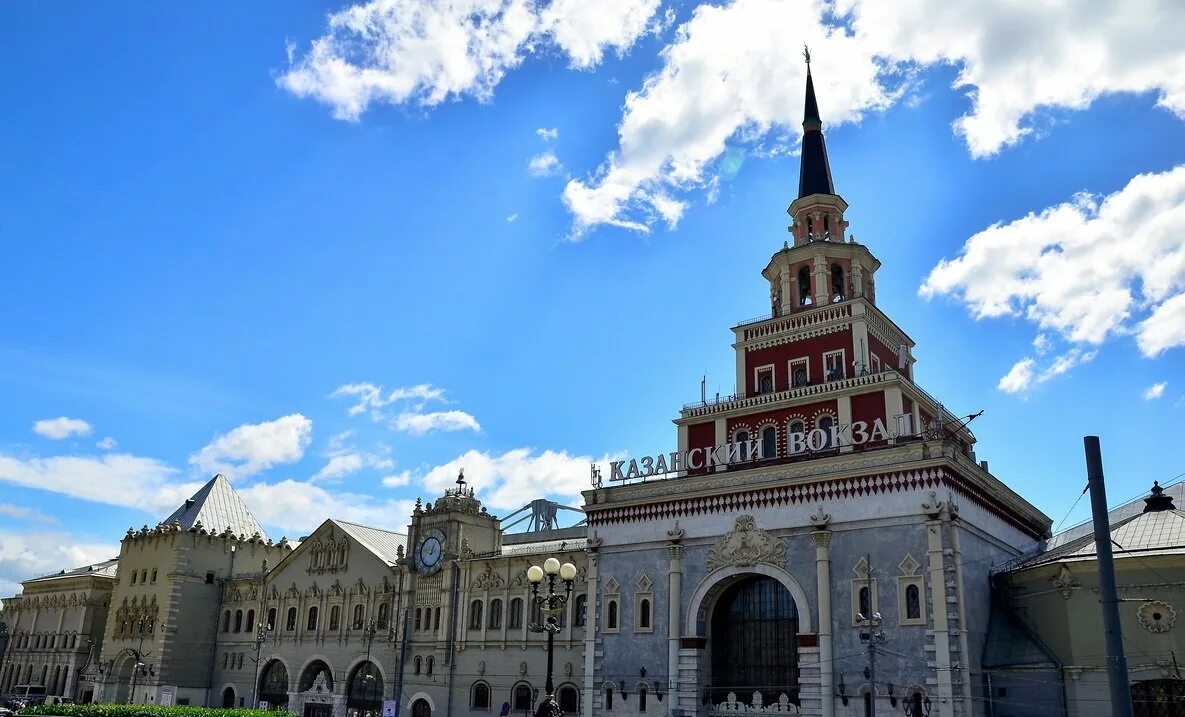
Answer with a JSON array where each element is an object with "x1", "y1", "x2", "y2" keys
[{"x1": 1084, "y1": 436, "x2": 1133, "y2": 717}]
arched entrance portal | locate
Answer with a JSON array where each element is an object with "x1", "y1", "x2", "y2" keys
[
  {"x1": 258, "y1": 660, "x2": 290, "y2": 710},
  {"x1": 709, "y1": 575, "x2": 799, "y2": 707},
  {"x1": 411, "y1": 698, "x2": 431, "y2": 717},
  {"x1": 112, "y1": 652, "x2": 136, "y2": 703},
  {"x1": 222, "y1": 686, "x2": 237, "y2": 709},
  {"x1": 346, "y1": 661, "x2": 383, "y2": 717}
]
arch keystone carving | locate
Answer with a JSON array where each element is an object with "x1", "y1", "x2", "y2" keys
[{"x1": 706, "y1": 515, "x2": 787, "y2": 570}]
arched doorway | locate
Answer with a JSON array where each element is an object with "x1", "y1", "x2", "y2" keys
[
  {"x1": 346, "y1": 661, "x2": 383, "y2": 717},
  {"x1": 112, "y1": 653, "x2": 135, "y2": 703},
  {"x1": 709, "y1": 575, "x2": 799, "y2": 706},
  {"x1": 411, "y1": 698, "x2": 431, "y2": 717},
  {"x1": 222, "y1": 686, "x2": 237, "y2": 709},
  {"x1": 299, "y1": 661, "x2": 333, "y2": 692},
  {"x1": 258, "y1": 660, "x2": 290, "y2": 709}
]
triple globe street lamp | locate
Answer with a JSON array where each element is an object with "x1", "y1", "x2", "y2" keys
[{"x1": 526, "y1": 557, "x2": 578, "y2": 717}]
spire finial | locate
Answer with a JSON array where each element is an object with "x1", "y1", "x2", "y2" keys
[{"x1": 803, "y1": 44, "x2": 811, "y2": 67}]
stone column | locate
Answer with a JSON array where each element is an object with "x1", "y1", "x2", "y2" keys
[
  {"x1": 582, "y1": 536, "x2": 601, "y2": 717},
  {"x1": 810, "y1": 507, "x2": 834, "y2": 717},
  {"x1": 813, "y1": 256, "x2": 829, "y2": 306},
  {"x1": 923, "y1": 494, "x2": 955, "y2": 717},
  {"x1": 949, "y1": 509, "x2": 973, "y2": 717},
  {"x1": 666, "y1": 525, "x2": 686, "y2": 716},
  {"x1": 851, "y1": 262, "x2": 864, "y2": 297},
  {"x1": 780, "y1": 267, "x2": 793, "y2": 316}
]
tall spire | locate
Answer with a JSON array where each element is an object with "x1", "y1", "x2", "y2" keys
[{"x1": 797, "y1": 46, "x2": 835, "y2": 199}]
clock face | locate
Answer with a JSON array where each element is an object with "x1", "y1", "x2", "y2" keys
[{"x1": 415, "y1": 528, "x2": 446, "y2": 575}]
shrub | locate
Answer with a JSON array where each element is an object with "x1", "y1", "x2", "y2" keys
[{"x1": 22, "y1": 706, "x2": 296, "y2": 717}]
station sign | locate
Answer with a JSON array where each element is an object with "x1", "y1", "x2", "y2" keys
[{"x1": 609, "y1": 413, "x2": 914, "y2": 482}]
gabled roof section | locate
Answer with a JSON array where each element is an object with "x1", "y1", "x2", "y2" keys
[
  {"x1": 27, "y1": 558, "x2": 120, "y2": 586},
  {"x1": 159, "y1": 474, "x2": 268, "y2": 541},
  {"x1": 333, "y1": 520, "x2": 408, "y2": 568}
]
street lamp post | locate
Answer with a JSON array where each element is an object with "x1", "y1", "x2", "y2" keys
[
  {"x1": 129, "y1": 616, "x2": 160, "y2": 704},
  {"x1": 526, "y1": 557, "x2": 578, "y2": 717},
  {"x1": 250, "y1": 619, "x2": 272, "y2": 709}
]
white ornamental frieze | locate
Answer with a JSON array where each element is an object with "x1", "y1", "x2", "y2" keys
[{"x1": 706, "y1": 515, "x2": 787, "y2": 571}]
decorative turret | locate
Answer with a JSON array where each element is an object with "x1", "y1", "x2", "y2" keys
[{"x1": 763, "y1": 53, "x2": 879, "y2": 319}]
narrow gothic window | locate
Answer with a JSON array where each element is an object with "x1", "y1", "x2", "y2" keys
[
  {"x1": 246, "y1": 609, "x2": 255, "y2": 632},
  {"x1": 831, "y1": 264, "x2": 845, "y2": 301},
  {"x1": 414, "y1": 657, "x2": 421, "y2": 675},
  {"x1": 286, "y1": 607, "x2": 297, "y2": 631},
  {"x1": 234, "y1": 610, "x2": 243, "y2": 632},
  {"x1": 378, "y1": 602, "x2": 390, "y2": 629},
  {"x1": 509, "y1": 598, "x2": 523, "y2": 629},
  {"x1": 489, "y1": 599, "x2": 503, "y2": 629},
  {"x1": 906, "y1": 584, "x2": 921, "y2": 620},
  {"x1": 797, "y1": 267, "x2": 812, "y2": 305},
  {"x1": 434, "y1": 606, "x2": 441, "y2": 632},
  {"x1": 267, "y1": 607, "x2": 277, "y2": 631},
  {"x1": 222, "y1": 611, "x2": 231, "y2": 632},
  {"x1": 574, "y1": 595, "x2": 587, "y2": 628},
  {"x1": 469, "y1": 600, "x2": 483, "y2": 630},
  {"x1": 307, "y1": 606, "x2": 318, "y2": 631},
  {"x1": 639, "y1": 685, "x2": 648, "y2": 713},
  {"x1": 761, "y1": 426, "x2": 777, "y2": 459},
  {"x1": 426, "y1": 657, "x2": 434, "y2": 676},
  {"x1": 330, "y1": 605, "x2": 340, "y2": 631},
  {"x1": 605, "y1": 686, "x2": 614, "y2": 711},
  {"x1": 353, "y1": 604, "x2": 365, "y2": 629},
  {"x1": 858, "y1": 587, "x2": 871, "y2": 619},
  {"x1": 607, "y1": 600, "x2": 618, "y2": 630},
  {"x1": 638, "y1": 599, "x2": 651, "y2": 629},
  {"x1": 414, "y1": 607, "x2": 422, "y2": 631}
]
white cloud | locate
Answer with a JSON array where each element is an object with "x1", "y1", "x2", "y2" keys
[
  {"x1": 331, "y1": 382, "x2": 446, "y2": 418},
  {"x1": 1144, "y1": 382, "x2": 1168, "y2": 400},
  {"x1": 311, "y1": 430, "x2": 395, "y2": 482},
  {"x1": 536, "y1": 127, "x2": 559, "y2": 141},
  {"x1": 0, "y1": 452, "x2": 189, "y2": 514},
  {"x1": 528, "y1": 151, "x2": 564, "y2": 177},
  {"x1": 540, "y1": 0, "x2": 663, "y2": 70},
  {"x1": 0, "y1": 530, "x2": 118, "y2": 597},
  {"x1": 33, "y1": 417, "x2": 93, "y2": 440},
  {"x1": 997, "y1": 358, "x2": 1036, "y2": 395},
  {"x1": 506, "y1": 213, "x2": 519, "y2": 223},
  {"x1": 381, "y1": 471, "x2": 412, "y2": 487},
  {"x1": 995, "y1": 349, "x2": 1097, "y2": 395},
  {"x1": 96, "y1": 436, "x2": 118, "y2": 450},
  {"x1": 278, "y1": 0, "x2": 663, "y2": 121},
  {"x1": 565, "y1": 0, "x2": 1185, "y2": 235},
  {"x1": 391, "y1": 410, "x2": 481, "y2": 435},
  {"x1": 922, "y1": 166, "x2": 1185, "y2": 371},
  {"x1": 0, "y1": 503, "x2": 57, "y2": 524},
  {"x1": 189, "y1": 414, "x2": 313, "y2": 479},
  {"x1": 416, "y1": 448, "x2": 610, "y2": 511},
  {"x1": 238, "y1": 480, "x2": 415, "y2": 536},
  {"x1": 845, "y1": 0, "x2": 1185, "y2": 158},
  {"x1": 562, "y1": 0, "x2": 897, "y2": 236}
]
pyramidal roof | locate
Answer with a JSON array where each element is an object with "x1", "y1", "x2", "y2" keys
[{"x1": 160, "y1": 474, "x2": 268, "y2": 542}]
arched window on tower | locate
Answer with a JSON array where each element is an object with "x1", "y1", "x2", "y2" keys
[
  {"x1": 798, "y1": 267, "x2": 812, "y2": 306},
  {"x1": 823, "y1": 214, "x2": 831, "y2": 238},
  {"x1": 761, "y1": 425, "x2": 777, "y2": 460},
  {"x1": 818, "y1": 416, "x2": 835, "y2": 450},
  {"x1": 831, "y1": 264, "x2": 845, "y2": 302}
]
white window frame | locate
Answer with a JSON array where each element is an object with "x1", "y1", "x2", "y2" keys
[
  {"x1": 757, "y1": 423, "x2": 779, "y2": 460},
  {"x1": 787, "y1": 357, "x2": 810, "y2": 387},
  {"x1": 898, "y1": 576, "x2": 926, "y2": 626},
  {"x1": 634, "y1": 574, "x2": 654, "y2": 634},
  {"x1": 823, "y1": 349, "x2": 846, "y2": 381},
  {"x1": 602, "y1": 578, "x2": 620, "y2": 634},
  {"x1": 870, "y1": 354, "x2": 882, "y2": 373},
  {"x1": 752, "y1": 364, "x2": 775, "y2": 395}
]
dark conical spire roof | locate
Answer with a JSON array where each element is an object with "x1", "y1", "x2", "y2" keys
[{"x1": 797, "y1": 48, "x2": 836, "y2": 199}]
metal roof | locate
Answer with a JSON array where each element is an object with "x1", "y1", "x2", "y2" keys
[
  {"x1": 27, "y1": 558, "x2": 120, "y2": 585},
  {"x1": 159, "y1": 474, "x2": 268, "y2": 541},
  {"x1": 1047, "y1": 480, "x2": 1185, "y2": 549},
  {"x1": 1019, "y1": 508, "x2": 1185, "y2": 568},
  {"x1": 333, "y1": 520, "x2": 408, "y2": 567}
]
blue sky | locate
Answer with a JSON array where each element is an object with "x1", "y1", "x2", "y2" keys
[{"x1": 2, "y1": 0, "x2": 1184, "y2": 593}]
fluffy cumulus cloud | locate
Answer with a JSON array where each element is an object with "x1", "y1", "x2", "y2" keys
[
  {"x1": 96, "y1": 436, "x2": 118, "y2": 450},
  {"x1": 238, "y1": 480, "x2": 415, "y2": 536},
  {"x1": 33, "y1": 417, "x2": 93, "y2": 440},
  {"x1": 0, "y1": 531, "x2": 117, "y2": 597},
  {"x1": 922, "y1": 165, "x2": 1185, "y2": 388},
  {"x1": 189, "y1": 414, "x2": 313, "y2": 478},
  {"x1": 311, "y1": 430, "x2": 394, "y2": 481},
  {"x1": 562, "y1": 0, "x2": 897, "y2": 236},
  {"x1": 415, "y1": 447, "x2": 614, "y2": 511},
  {"x1": 278, "y1": 0, "x2": 663, "y2": 120},
  {"x1": 996, "y1": 349, "x2": 1098, "y2": 395},
  {"x1": 844, "y1": 0, "x2": 1185, "y2": 158},
  {"x1": 331, "y1": 381, "x2": 481, "y2": 435},
  {"x1": 528, "y1": 151, "x2": 564, "y2": 177},
  {"x1": 1144, "y1": 382, "x2": 1168, "y2": 400},
  {"x1": 0, "y1": 503, "x2": 57, "y2": 524},
  {"x1": 566, "y1": 0, "x2": 1185, "y2": 234},
  {"x1": 0, "y1": 451, "x2": 190, "y2": 514}
]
